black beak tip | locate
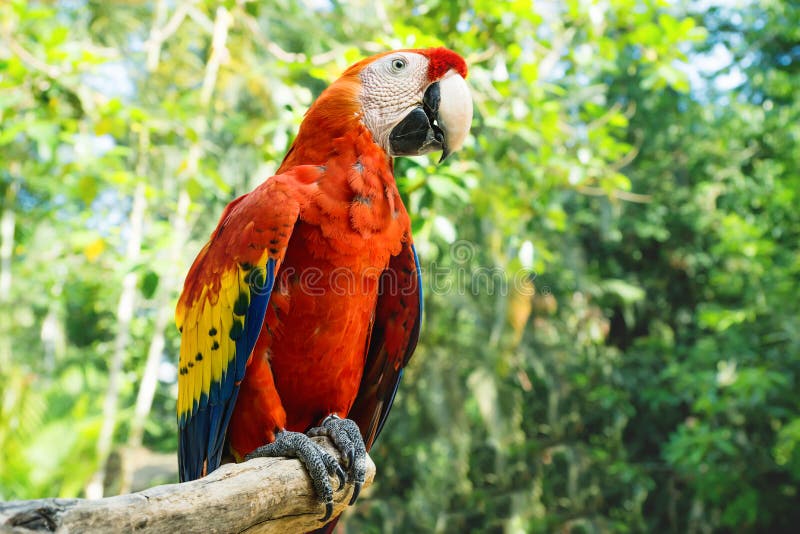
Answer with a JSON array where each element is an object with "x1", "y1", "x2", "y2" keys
[{"x1": 438, "y1": 146, "x2": 451, "y2": 164}]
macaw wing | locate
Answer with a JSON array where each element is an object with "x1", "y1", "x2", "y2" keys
[
  {"x1": 349, "y1": 242, "x2": 423, "y2": 449},
  {"x1": 176, "y1": 175, "x2": 303, "y2": 482}
]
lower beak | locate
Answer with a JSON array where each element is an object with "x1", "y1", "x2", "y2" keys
[{"x1": 389, "y1": 72, "x2": 472, "y2": 162}]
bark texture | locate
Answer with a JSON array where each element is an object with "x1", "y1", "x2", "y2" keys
[{"x1": 0, "y1": 438, "x2": 374, "y2": 534}]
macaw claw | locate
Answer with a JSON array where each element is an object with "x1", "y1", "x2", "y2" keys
[
  {"x1": 307, "y1": 415, "x2": 367, "y2": 506},
  {"x1": 245, "y1": 430, "x2": 343, "y2": 522}
]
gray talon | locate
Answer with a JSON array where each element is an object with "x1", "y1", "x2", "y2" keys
[
  {"x1": 321, "y1": 502, "x2": 333, "y2": 523},
  {"x1": 335, "y1": 465, "x2": 347, "y2": 490},
  {"x1": 246, "y1": 430, "x2": 341, "y2": 521},
  {"x1": 307, "y1": 416, "x2": 368, "y2": 506},
  {"x1": 349, "y1": 481, "x2": 362, "y2": 505}
]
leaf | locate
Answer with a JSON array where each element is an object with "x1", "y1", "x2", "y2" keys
[
  {"x1": 600, "y1": 279, "x2": 646, "y2": 304},
  {"x1": 139, "y1": 270, "x2": 159, "y2": 299}
]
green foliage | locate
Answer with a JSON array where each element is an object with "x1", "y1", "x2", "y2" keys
[
  {"x1": 0, "y1": 367, "x2": 103, "y2": 499},
  {"x1": 1, "y1": 0, "x2": 799, "y2": 532}
]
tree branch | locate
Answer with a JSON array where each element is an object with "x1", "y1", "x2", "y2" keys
[
  {"x1": 2, "y1": 35, "x2": 65, "y2": 78},
  {"x1": 574, "y1": 185, "x2": 652, "y2": 203},
  {"x1": 0, "y1": 438, "x2": 374, "y2": 533}
]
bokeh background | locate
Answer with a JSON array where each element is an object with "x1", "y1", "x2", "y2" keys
[{"x1": 1, "y1": 0, "x2": 799, "y2": 532}]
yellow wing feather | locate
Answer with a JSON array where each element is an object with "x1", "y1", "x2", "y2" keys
[
  {"x1": 177, "y1": 317, "x2": 188, "y2": 421},
  {"x1": 190, "y1": 322, "x2": 200, "y2": 413},
  {"x1": 177, "y1": 263, "x2": 262, "y2": 421},
  {"x1": 210, "y1": 300, "x2": 223, "y2": 384},
  {"x1": 199, "y1": 300, "x2": 212, "y2": 406}
]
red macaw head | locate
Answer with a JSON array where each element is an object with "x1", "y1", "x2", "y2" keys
[
  {"x1": 348, "y1": 47, "x2": 472, "y2": 162},
  {"x1": 289, "y1": 47, "x2": 472, "y2": 166}
]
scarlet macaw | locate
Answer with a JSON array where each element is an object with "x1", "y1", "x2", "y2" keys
[{"x1": 175, "y1": 47, "x2": 472, "y2": 525}]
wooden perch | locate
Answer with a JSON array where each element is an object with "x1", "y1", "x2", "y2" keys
[{"x1": 0, "y1": 438, "x2": 375, "y2": 534}]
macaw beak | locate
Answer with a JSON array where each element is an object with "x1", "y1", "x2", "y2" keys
[{"x1": 389, "y1": 70, "x2": 473, "y2": 162}]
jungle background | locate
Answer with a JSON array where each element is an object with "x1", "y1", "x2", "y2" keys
[{"x1": 1, "y1": 0, "x2": 799, "y2": 532}]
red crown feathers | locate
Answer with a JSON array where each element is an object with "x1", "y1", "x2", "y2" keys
[{"x1": 422, "y1": 47, "x2": 469, "y2": 80}]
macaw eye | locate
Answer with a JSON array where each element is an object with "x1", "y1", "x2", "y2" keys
[{"x1": 390, "y1": 58, "x2": 407, "y2": 72}]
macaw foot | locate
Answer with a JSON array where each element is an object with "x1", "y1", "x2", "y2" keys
[
  {"x1": 245, "y1": 430, "x2": 346, "y2": 522},
  {"x1": 308, "y1": 415, "x2": 367, "y2": 505}
]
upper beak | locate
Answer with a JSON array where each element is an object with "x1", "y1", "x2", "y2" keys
[
  {"x1": 434, "y1": 72, "x2": 473, "y2": 162},
  {"x1": 389, "y1": 71, "x2": 473, "y2": 162}
]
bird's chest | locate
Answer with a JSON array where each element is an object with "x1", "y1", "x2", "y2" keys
[
  {"x1": 264, "y1": 228, "x2": 388, "y2": 430},
  {"x1": 272, "y1": 187, "x2": 408, "y2": 349},
  {"x1": 297, "y1": 160, "x2": 410, "y2": 267},
  {"x1": 263, "y1": 171, "x2": 411, "y2": 429}
]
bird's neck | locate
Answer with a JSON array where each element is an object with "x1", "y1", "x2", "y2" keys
[
  {"x1": 280, "y1": 118, "x2": 388, "y2": 167},
  {"x1": 278, "y1": 76, "x2": 392, "y2": 175},
  {"x1": 282, "y1": 121, "x2": 409, "y2": 245}
]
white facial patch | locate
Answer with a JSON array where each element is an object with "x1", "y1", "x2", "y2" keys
[{"x1": 359, "y1": 53, "x2": 430, "y2": 153}]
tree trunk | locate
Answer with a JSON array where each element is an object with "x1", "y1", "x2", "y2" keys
[
  {"x1": 0, "y1": 180, "x2": 19, "y2": 368},
  {"x1": 119, "y1": 190, "x2": 190, "y2": 495},
  {"x1": 86, "y1": 147, "x2": 149, "y2": 499}
]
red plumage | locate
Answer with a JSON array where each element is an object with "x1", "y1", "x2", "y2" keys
[
  {"x1": 424, "y1": 47, "x2": 468, "y2": 80},
  {"x1": 227, "y1": 124, "x2": 410, "y2": 457},
  {"x1": 176, "y1": 47, "x2": 469, "y2": 530}
]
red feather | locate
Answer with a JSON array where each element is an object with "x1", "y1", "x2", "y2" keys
[
  {"x1": 423, "y1": 46, "x2": 469, "y2": 80},
  {"x1": 227, "y1": 122, "x2": 411, "y2": 459}
]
